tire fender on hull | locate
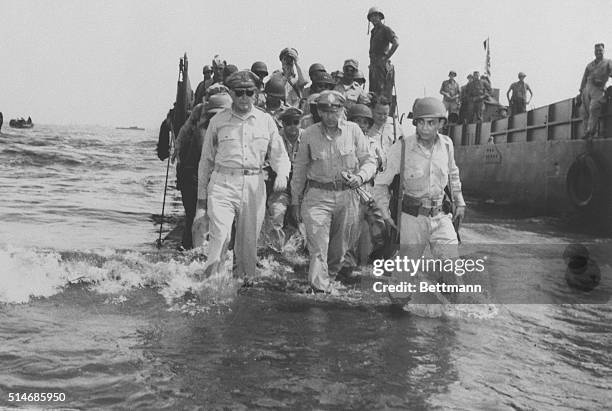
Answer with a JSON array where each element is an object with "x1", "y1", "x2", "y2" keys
[{"x1": 566, "y1": 153, "x2": 605, "y2": 209}]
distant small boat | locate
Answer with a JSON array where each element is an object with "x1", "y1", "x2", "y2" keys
[
  {"x1": 116, "y1": 126, "x2": 145, "y2": 130},
  {"x1": 9, "y1": 117, "x2": 33, "y2": 129}
]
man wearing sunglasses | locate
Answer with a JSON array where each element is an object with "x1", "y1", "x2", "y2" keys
[
  {"x1": 263, "y1": 107, "x2": 303, "y2": 253},
  {"x1": 335, "y1": 59, "x2": 371, "y2": 110},
  {"x1": 291, "y1": 90, "x2": 377, "y2": 293},
  {"x1": 198, "y1": 70, "x2": 291, "y2": 279}
]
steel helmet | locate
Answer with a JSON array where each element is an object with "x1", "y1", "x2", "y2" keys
[
  {"x1": 311, "y1": 71, "x2": 335, "y2": 86},
  {"x1": 412, "y1": 97, "x2": 447, "y2": 119},
  {"x1": 308, "y1": 63, "x2": 326, "y2": 77},
  {"x1": 203, "y1": 65, "x2": 212, "y2": 74},
  {"x1": 347, "y1": 104, "x2": 373, "y2": 122},
  {"x1": 251, "y1": 61, "x2": 268, "y2": 76},
  {"x1": 367, "y1": 6, "x2": 385, "y2": 20},
  {"x1": 205, "y1": 93, "x2": 232, "y2": 113},
  {"x1": 264, "y1": 76, "x2": 286, "y2": 98}
]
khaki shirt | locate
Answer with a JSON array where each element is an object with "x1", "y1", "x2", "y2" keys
[
  {"x1": 440, "y1": 79, "x2": 460, "y2": 102},
  {"x1": 367, "y1": 121, "x2": 402, "y2": 185},
  {"x1": 198, "y1": 107, "x2": 291, "y2": 200},
  {"x1": 508, "y1": 80, "x2": 532, "y2": 101},
  {"x1": 386, "y1": 133, "x2": 464, "y2": 206},
  {"x1": 580, "y1": 58, "x2": 612, "y2": 90},
  {"x1": 291, "y1": 120, "x2": 377, "y2": 204},
  {"x1": 334, "y1": 82, "x2": 371, "y2": 109}
]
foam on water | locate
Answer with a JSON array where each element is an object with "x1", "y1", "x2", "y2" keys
[{"x1": 0, "y1": 245, "x2": 241, "y2": 309}]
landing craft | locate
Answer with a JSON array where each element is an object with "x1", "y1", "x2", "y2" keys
[{"x1": 448, "y1": 89, "x2": 612, "y2": 233}]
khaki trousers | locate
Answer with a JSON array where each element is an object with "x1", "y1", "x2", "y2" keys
[{"x1": 203, "y1": 171, "x2": 266, "y2": 278}]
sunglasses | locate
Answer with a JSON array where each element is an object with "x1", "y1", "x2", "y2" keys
[
  {"x1": 282, "y1": 119, "x2": 300, "y2": 126},
  {"x1": 234, "y1": 89, "x2": 256, "y2": 97}
]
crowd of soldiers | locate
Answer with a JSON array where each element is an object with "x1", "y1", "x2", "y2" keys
[
  {"x1": 439, "y1": 70, "x2": 533, "y2": 124},
  {"x1": 157, "y1": 6, "x2": 466, "y2": 297},
  {"x1": 160, "y1": 6, "x2": 610, "y2": 296}
]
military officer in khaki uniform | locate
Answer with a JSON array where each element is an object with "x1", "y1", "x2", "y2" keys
[
  {"x1": 198, "y1": 70, "x2": 291, "y2": 278},
  {"x1": 291, "y1": 90, "x2": 377, "y2": 293}
]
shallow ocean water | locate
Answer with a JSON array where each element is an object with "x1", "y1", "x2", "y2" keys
[{"x1": 0, "y1": 125, "x2": 611, "y2": 409}]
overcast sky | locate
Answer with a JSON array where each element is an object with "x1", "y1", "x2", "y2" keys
[{"x1": 1, "y1": 0, "x2": 610, "y2": 127}]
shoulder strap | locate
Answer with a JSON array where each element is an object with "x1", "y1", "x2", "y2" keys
[
  {"x1": 443, "y1": 139, "x2": 454, "y2": 203},
  {"x1": 394, "y1": 138, "x2": 406, "y2": 242}
]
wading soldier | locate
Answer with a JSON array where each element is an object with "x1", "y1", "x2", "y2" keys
[
  {"x1": 291, "y1": 90, "x2": 377, "y2": 293},
  {"x1": 386, "y1": 97, "x2": 466, "y2": 303},
  {"x1": 579, "y1": 43, "x2": 612, "y2": 138},
  {"x1": 264, "y1": 107, "x2": 303, "y2": 253},
  {"x1": 177, "y1": 93, "x2": 233, "y2": 250},
  {"x1": 367, "y1": 6, "x2": 399, "y2": 101},
  {"x1": 368, "y1": 95, "x2": 402, "y2": 219},
  {"x1": 198, "y1": 70, "x2": 291, "y2": 278}
]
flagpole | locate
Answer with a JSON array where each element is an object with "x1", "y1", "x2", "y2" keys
[{"x1": 483, "y1": 37, "x2": 491, "y2": 78}]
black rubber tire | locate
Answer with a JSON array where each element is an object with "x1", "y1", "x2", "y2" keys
[{"x1": 566, "y1": 154, "x2": 604, "y2": 209}]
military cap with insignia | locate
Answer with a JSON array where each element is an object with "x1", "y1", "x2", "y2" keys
[
  {"x1": 316, "y1": 90, "x2": 345, "y2": 112},
  {"x1": 343, "y1": 59, "x2": 359, "y2": 69},
  {"x1": 224, "y1": 70, "x2": 260, "y2": 90}
]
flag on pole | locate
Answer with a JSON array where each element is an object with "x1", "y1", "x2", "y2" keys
[{"x1": 483, "y1": 38, "x2": 491, "y2": 77}]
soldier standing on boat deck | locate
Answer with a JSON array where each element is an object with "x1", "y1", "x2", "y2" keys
[
  {"x1": 440, "y1": 71, "x2": 461, "y2": 123},
  {"x1": 579, "y1": 43, "x2": 612, "y2": 138},
  {"x1": 465, "y1": 71, "x2": 486, "y2": 123},
  {"x1": 367, "y1": 6, "x2": 399, "y2": 102},
  {"x1": 198, "y1": 70, "x2": 291, "y2": 278},
  {"x1": 459, "y1": 74, "x2": 473, "y2": 123},
  {"x1": 386, "y1": 97, "x2": 466, "y2": 303},
  {"x1": 506, "y1": 72, "x2": 533, "y2": 115},
  {"x1": 290, "y1": 90, "x2": 377, "y2": 293}
]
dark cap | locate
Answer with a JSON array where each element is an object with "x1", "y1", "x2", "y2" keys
[
  {"x1": 225, "y1": 70, "x2": 259, "y2": 90},
  {"x1": 449, "y1": 70, "x2": 457, "y2": 77},
  {"x1": 279, "y1": 107, "x2": 303, "y2": 121}
]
